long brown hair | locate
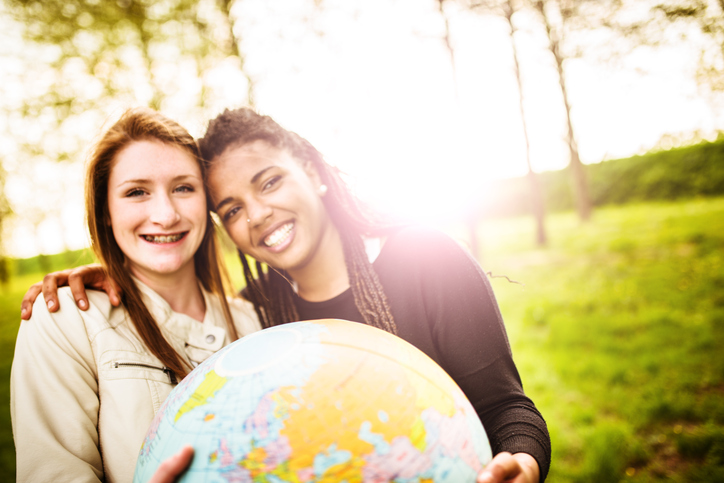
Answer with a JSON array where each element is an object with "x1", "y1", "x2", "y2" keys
[
  {"x1": 86, "y1": 107, "x2": 239, "y2": 380},
  {"x1": 199, "y1": 108, "x2": 398, "y2": 335}
]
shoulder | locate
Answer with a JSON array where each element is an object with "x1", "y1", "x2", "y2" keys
[
  {"x1": 379, "y1": 225, "x2": 475, "y2": 268},
  {"x1": 385, "y1": 225, "x2": 465, "y2": 251},
  {"x1": 16, "y1": 288, "x2": 114, "y2": 364},
  {"x1": 27, "y1": 288, "x2": 117, "y2": 338},
  {"x1": 228, "y1": 296, "x2": 262, "y2": 335}
]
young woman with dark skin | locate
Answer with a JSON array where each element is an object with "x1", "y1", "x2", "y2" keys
[{"x1": 22, "y1": 108, "x2": 551, "y2": 483}]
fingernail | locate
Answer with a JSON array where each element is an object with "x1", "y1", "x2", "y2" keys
[
  {"x1": 78, "y1": 299, "x2": 87, "y2": 309},
  {"x1": 479, "y1": 472, "x2": 493, "y2": 483},
  {"x1": 21, "y1": 307, "x2": 27, "y2": 316},
  {"x1": 47, "y1": 300, "x2": 55, "y2": 309}
]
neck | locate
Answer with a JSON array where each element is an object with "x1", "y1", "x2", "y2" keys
[
  {"x1": 131, "y1": 264, "x2": 206, "y2": 322},
  {"x1": 289, "y1": 224, "x2": 350, "y2": 302}
]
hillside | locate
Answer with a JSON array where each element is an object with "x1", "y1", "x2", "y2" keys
[{"x1": 476, "y1": 137, "x2": 724, "y2": 218}]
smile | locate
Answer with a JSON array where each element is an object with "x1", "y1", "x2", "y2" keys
[
  {"x1": 141, "y1": 233, "x2": 187, "y2": 244},
  {"x1": 263, "y1": 223, "x2": 294, "y2": 247}
]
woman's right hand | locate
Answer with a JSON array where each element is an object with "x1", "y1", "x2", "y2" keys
[
  {"x1": 20, "y1": 264, "x2": 122, "y2": 320},
  {"x1": 148, "y1": 446, "x2": 194, "y2": 483}
]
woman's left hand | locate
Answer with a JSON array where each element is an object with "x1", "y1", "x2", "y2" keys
[{"x1": 477, "y1": 452, "x2": 540, "y2": 483}]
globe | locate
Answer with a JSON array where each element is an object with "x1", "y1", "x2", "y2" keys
[{"x1": 134, "y1": 319, "x2": 492, "y2": 482}]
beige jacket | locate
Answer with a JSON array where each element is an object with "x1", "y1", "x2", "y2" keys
[{"x1": 11, "y1": 282, "x2": 261, "y2": 483}]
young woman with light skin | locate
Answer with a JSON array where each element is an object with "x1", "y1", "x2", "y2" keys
[
  {"x1": 12, "y1": 108, "x2": 259, "y2": 483},
  {"x1": 23, "y1": 108, "x2": 550, "y2": 483}
]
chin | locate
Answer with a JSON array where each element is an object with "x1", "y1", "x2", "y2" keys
[{"x1": 145, "y1": 258, "x2": 193, "y2": 276}]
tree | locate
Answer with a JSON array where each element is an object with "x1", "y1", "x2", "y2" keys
[
  {"x1": 437, "y1": 0, "x2": 485, "y2": 255},
  {"x1": 532, "y1": 0, "x2": 592, "y2": 221},
  {"x1": 0, "y1": 161, "x2": 11, "y2": 282},
  {"x1": 1, "y1": 0, "x2": 255, "y2": 257},
  {"x1": 503, "y1": 0, "x2": 547, "y2": 244},
  {"x1": 217, "y1": 0, "x2": 257, "y2": 107},
  {"x1": 450, "y1": 0, "x2": 548, "y2": 245},
  {"x1": 653, "y1": 0, "x2": 724, "y2": 91}
]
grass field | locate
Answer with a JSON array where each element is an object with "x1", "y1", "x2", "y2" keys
[
  {"x1": 1, "y1": 197, "x2": 723, "y2": 481},
  {"x1": 480, "y1": 197, "x2": 724, "y2": 481}
]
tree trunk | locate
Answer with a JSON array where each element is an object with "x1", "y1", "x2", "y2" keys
[
  {"x1": 505, "y1": 0, "x2": 547, "y2": 245},
  {"x1": 217, "y1": 0, "x2": 256, "y2": 108},
  {"x1": 439, "y1": 0, "x2": 483, "y2": 259},
  {"x1": 437, "y1": 0, "x2": 460, "y2": 100},
  {"x1": 535, "y1": 0, "x2": 592, "y2": 221}
]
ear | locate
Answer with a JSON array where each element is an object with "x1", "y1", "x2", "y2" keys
[{"x1": 302, "y1": 160, "x2": 322, "y2": 187}]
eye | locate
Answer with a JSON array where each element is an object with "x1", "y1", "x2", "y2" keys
[
  {"x1": 125, "y1": 188, "x2": 146, "y2": 198},
  {"x1": 174, "y1": 184, "x2": 195, "y2": 193},
  {"x1": 222, "y1": 206, "x2": 242, "y2": 222},
  {"x1": 262, "y1": 175, "x2": 281, "y2": 191}
]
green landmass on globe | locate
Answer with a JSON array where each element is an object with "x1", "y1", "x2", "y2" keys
[{"x1": 134, "y1": 319, "x2": 492, "y2": 482}]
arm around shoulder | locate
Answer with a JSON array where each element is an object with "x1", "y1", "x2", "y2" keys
[{"x1": 11, "y1": 288, "x2": 104, "y2": 482}]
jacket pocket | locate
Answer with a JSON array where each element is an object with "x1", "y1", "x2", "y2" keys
[
  {"x1": 112, "y1": 361, "x2": 177, "y2": 384},
  {"x1": 100, "y1": 351, "x2": 178, "y2": 385}
]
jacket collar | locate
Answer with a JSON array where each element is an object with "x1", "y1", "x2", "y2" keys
[{"x1": 132, "y1": 277, "x2": 227, "y2": 355}]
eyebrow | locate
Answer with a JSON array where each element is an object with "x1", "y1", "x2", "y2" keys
[
  {"x1": 214, "y1": 166, "x2": 278, "y2": 212},
  {"x1": 116, "y1": 174, "x2": 200, "y2": 187}
]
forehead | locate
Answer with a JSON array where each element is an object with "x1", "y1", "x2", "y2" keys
[
  {"x1": 110, "y1": 140, "x2": 200, "y2": 181},
  {"x1": 216, "y1": 140, "x2": 296, "y2": 167},
  {"x1": 209, "y1": 141, "x2": 299, "y2": 183}
]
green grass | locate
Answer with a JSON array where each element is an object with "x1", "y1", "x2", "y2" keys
[
  {"x1": 0, "y1": 249, "x2": 96, "y2": 481},
  {"x1": 480, "y1": 197, "x2": 724, "y2": 481},
  {"x1": 1, "y1": 198, "x2": 723, "y2": 482}
]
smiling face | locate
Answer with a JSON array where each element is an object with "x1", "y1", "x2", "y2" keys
[
  {"x1": 208, "y1": 140, "x2": 339, "y2": 279},
  {"x1": 107, "y1": 140, "x2": 207, "y2": 284}
]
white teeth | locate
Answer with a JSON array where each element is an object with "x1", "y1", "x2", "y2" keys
[
  {"x1": 264, "y1": 223, "x2": 293, "y2": 247},
  {"x1": 143, "y1": 234, "x2": 184, "y2": 244}
]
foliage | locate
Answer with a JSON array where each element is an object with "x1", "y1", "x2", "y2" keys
[
  {"x1": 479, "y1": 137, "x2": 724, "y2": 218},
  {"x1": 654, "y1": 0, "x2": 724, "y2": 91},
  {"x1": 0, "y1": 0, "x2": 253, "y2": 256},
  {"x1": 4, "y1": 0, "x2": 246, "y2": 117},
  {"x1": 481, "y1": 196, "x2": 724, "y2": 481}
]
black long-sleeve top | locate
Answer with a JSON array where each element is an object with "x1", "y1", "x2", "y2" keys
[{"x1": 293, "y1": 226, "x2": 551, "y2": 481}]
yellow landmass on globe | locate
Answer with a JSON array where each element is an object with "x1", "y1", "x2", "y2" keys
[
  {"x1": 401, "y1": 364, "x2": 458, "y2": 418},
  {"x1": 317, "y1": 457, "x2": 366, "y2": 483},
  {"x1": 174, "y1": 370, "x2": 228, "y2": 422},
  {"x1": 239, "y1": 446, "x2": 267, "y2": 475},
  {"x1": 275, "y1": 342, "x2": 430, "y2": 479}
]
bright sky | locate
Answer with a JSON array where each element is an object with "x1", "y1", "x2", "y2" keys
[{"x1": 2, "y1": 0, "x2": 723, "y2": 257}]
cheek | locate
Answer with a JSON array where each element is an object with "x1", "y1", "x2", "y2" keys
[
  {"x1": 107, "y1": 200, "x2": 136, "y2": 237},
  {"x1": 224, "y1": 222, "x2": 252, "y2": 251},
  {"x1": 189, "y1": 197, "x2": 208, "y2": 230}
]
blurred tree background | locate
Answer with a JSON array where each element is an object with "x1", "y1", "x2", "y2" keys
[{"x1": 1, "y1": 0, "x2": 724, "y2": 481}]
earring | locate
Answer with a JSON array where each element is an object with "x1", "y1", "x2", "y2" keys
[
  {"x1": 318, "y1": 184, "x2": 328, "y2": 196},
  {"x1": 247, "y1": 219, "x2": 251, "y2": 223}
]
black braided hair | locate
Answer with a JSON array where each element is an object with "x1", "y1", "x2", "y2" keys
[{"x1": 200, "y1": 108, "x2": 398, "y2": 334}]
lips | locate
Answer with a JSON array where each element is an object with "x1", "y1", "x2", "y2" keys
[
  {"x1": 263, "y1": 222, "x2": 294, "y2": 247},
  {"x1": 141, "y1": 232, "x2": 187, "y2": 244}
]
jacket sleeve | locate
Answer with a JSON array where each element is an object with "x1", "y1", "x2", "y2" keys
[{"x1": 11, "y1": 289, "x2": 103, "y2": 483}]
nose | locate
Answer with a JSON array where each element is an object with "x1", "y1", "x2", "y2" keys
[
  {"x1": 149, "y1": 193, "x2": 181, "y2": 228},
  {"x1": 246, "y1": 197, "x2": 273, "y2": 227}
]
